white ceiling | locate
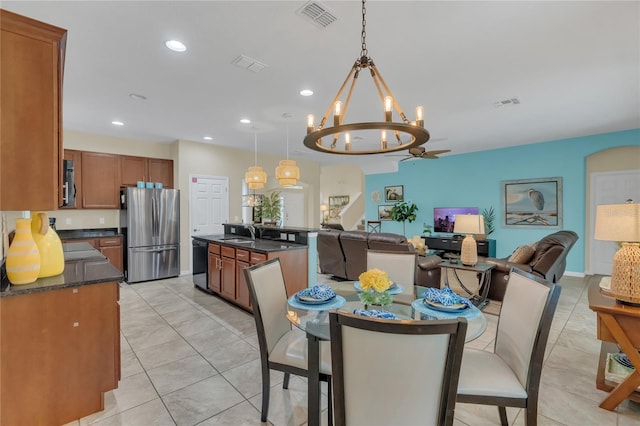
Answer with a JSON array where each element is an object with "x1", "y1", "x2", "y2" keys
[{"x1": 4, "y1": 1, "x2": 639, "y2": 173}]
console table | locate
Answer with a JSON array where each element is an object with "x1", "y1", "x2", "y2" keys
[
  {"x1": 423, "y1": 235, "x2": 496, "y2": 258},
  {"x1": 588, "y1": 280, "x2": 640, "y2": 409}
]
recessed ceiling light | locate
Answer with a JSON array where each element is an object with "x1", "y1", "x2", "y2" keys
[
  {"x1": 129, "y1": 93, "x2": 147, "y2": 101},
  {"x1": 165, "y1": 40, "x2": 186, "y2": 52},
  {"x1": 203, "y1": 136, "x2": 213, "y2": 141},
  {"x1": 111, "y1": 121, "x2": 124, "y2": 126},
  {"x1": 240, "y1": 118, "x2": 251, "y2": 124},
  {"x1": 299, "y1": 89, "x2": 314, "y2": 97}
]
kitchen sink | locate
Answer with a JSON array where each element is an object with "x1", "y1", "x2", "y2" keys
[{"x1": 220, "y1": 238, "x2": 254, "y2": 244}]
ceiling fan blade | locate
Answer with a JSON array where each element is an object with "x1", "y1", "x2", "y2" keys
[{"x1": 425, "y1": 149, "x2": 451, "y2": 156}]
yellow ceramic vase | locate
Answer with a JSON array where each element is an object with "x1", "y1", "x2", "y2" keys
[
  {"x1": 6, "y1": 218, "x2": 41, "y2": 285},
  {"x1": 31, "y1": 212, "x2": 64, "y2": 278}
]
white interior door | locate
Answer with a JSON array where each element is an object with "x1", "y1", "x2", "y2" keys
[
  {"x1": 190, "y1": 175, "x2": 228, "y2": 236},
  {"x1": 590, "y1": 170, "x2": 640, "y2": 275},
  {"x1": 281, "y1": 192, "x2": 305, "y2": 227}
]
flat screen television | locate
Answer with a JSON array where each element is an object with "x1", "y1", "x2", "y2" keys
[{"x1": 433, "y1": 207, "x2": 479, "y2": 233}]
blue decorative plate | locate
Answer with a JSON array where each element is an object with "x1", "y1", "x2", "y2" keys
[
  {"x1": 354, "y1": 281, "x2": 403, "y2": 295},
  {"x1": 288, "y1": 295, "x2": 346, "y2": 311},
  {"x1": 295, "y1": 293, "x2": 336, "y2": 304},
  {"x1": 423, "y1": 299, "x2": 469, "y2": 312}
]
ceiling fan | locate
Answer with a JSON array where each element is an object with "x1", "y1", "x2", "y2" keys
[{"x1": 386, "y1": 146, "x2": 451, "y2": 161}]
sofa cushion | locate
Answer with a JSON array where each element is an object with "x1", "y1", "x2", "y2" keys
[{"x1": 508, "y1": 245, "x2": 536, "y2": 264}]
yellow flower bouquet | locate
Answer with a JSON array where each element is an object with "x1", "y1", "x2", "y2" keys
[{"x1": 358, "y1": 268, "x2": 393, "y2": 306}]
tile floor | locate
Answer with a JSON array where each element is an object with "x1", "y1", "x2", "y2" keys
[{"x1": 64, "y1": 274, "x2": 640, "y2": 426}]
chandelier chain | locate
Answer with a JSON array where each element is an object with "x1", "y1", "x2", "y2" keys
[{"x1": 360, "y1": 0, "x2": 368, "y2": 58}]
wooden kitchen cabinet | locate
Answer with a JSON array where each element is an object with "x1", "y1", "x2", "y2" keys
[
  {"x1": 99, "y1": 237, "x2": 123, "y2": 272},
  {"x1": 220, "y1": 246, "x2": 236, "y2": 300},
  {"x1": 81, "y1": 152, "x2": 121, "y2": 208},
  {"x1": 208, "y1": 243, "x2": 222, "y2": 293},
  {"x1": 235, "y1": 249, "x2": 252, "y2": 310},
  {"x1": 0, "y1": 282, "x2": 120, "y2": 426},
  {"x1": 0, "y1": 10, "x2": 67, "y2": 211},
  {"x1": 121, "y1": 155, "x2": 173, "y2": 188}
]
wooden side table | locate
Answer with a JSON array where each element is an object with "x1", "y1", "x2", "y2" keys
[
  {"x1": 588, "y1": 280, "x2": 640, "y2": 410},
  {"x1": 439, "y1": 260, "x2": 495, "y2": 309}
]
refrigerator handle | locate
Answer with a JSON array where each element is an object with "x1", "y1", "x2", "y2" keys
[{"x1": 152, "y1": 194, "x2": 158, "y2": 237}]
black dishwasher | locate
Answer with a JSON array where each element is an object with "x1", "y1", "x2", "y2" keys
[{"x1": 192, "y1": 238, "x2": 208, "y2": 291}]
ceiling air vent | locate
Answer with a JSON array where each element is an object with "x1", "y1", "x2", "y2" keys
[
  {"x1": 297, "y1": 1, "x2": 337, "y2": 29},
  {"x1": 494, "y1": 97, "x2": 521, "y2": 108},
  {"x1": 231, "y1": 55, "x2": 268, "y2": 73}
]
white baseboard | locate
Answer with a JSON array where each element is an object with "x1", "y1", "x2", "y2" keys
[{"x1": 564, "y1": 270, "x2": 586, "y2": 278}]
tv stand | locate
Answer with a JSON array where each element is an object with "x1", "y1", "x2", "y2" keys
[{"x1": 423, "y1": 235, "x2": 496, "y2": 258}]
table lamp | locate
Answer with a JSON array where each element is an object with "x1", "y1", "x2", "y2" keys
[
  {"x1": 453, "y1": 214, "x2": 485, "y2": 266},
  {"x1": 594, "y1": 202, "x2": 640, "y2": 305},
  {"x1": 320, "y1": 204, "x2": 329, "y2": 223}
]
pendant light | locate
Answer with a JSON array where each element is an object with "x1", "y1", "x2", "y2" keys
[
  {"x1": 245, "y1": 131, "x2": 266, "y2": 189},
  {"x1": 276, "y1": 122, "x2": 300, "y2": 187}
]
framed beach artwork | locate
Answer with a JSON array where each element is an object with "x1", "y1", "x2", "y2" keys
[
  {"x1": 502, "y1": 177, "x2": 563, "y2": 228},
  {"x1": 378, "y1": 205, "x2": 393, "y2": 221},
  {"x1": 384, "y1": 185, "x2": 404, "y2": 202}
]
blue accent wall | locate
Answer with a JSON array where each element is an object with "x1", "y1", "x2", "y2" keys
[{"x1": 366, "y1": 129, "x2": 640, "y2": 274}]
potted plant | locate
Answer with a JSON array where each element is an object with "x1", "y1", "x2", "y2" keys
[
  {"x1": 258, "y1": 191, "x2": 281, "y2": 225},
  {"x1": 480, "y1": 206, "x2": 496, "y2": 240},
  {"x1": 390, "y1": 201, "x2": 418, "y2": 236}
]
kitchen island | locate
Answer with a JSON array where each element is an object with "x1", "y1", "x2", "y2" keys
[
  {"x1": 193, "y1": 233, "x2": 309, "y2": 311},
  {"x1": 0, "y1": 243, "x2": 123, "y2": 426}
]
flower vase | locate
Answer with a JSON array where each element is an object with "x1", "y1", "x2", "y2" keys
[
  {"x1": 6, "y1": 218, "x2": 41, "y2": 285},
  {"x1": 359, "y1": 291, "x2": 393, "y2": 309}
]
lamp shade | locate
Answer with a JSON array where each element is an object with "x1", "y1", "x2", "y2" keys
[
  {"x1": 275, "y1": 160, "x2": 300, "y2": 187},
  {"x1": 245, "y1": 166, "x2": 267, "y2": 189},
  {"x1": 594, "y1": 203, "x2": 640, "y2": 242},
  {"x1": 453, "y1": 214, "x2": 485, "y2": 235}
]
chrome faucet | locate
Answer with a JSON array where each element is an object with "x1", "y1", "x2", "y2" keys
[{"x1": 247, "y1": 224, "x2": 256, "y2": 240}]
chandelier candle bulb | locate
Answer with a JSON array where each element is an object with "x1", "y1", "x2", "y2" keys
[
  {"x1": 416, "y1": 106, "x2": 424, "y2": 127},
  {"x1": 307, "y1": 114, "x2": 314, "y2": 133},
  {"x1": 334, "y1": 101, "x2": 342, "y2": 126},
  {"x1": 381, "y1": 130, "x2": 387, "y2": 149},
  {"x1": 384, "y1": 96, "x2": 393, "y2": 122},
  {"x1": 345, "y1": 133, "x2": 351, "y2": 151}
]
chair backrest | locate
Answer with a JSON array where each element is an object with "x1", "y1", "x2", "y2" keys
[
  {"x1": 329, "y1": 312, "x2": 467, "y2": 426},
  {"x1": 528, "y1": 230, "x2": 578, "y2": 282},
  {"x1": 366, "y1": 249, "x2": 416, "y2": 296},
  {"x1": 243, "y1": 258, "x2": 292, "y2": 356},
  {"x1": 494, "y1": 268, "x2": 560, "y2": 390}
]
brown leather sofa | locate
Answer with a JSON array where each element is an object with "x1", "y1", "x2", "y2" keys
[
  {"x1": 482, "y1": 230, "x2": 578, "y2": 301},
  {"x1": 317, "y1": 229, "x2": 442, "y2": 287}
]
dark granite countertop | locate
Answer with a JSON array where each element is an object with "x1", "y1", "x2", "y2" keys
[
  {"x1": 57, "y1": 228, "x2": 122, "y2": 239},
  {"x1": 193, "y1": 234, "x2": 307, "y2": 253},
  {"x1": 0, "y1": 243, "x2": 123, "y2": 297}
]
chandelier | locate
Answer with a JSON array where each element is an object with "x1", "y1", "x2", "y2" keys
[
  {"x1": 275, "y1": 123, "x2": 300, "y2": 186},
  {"x1": 245, "y1": 131, "x2": 267, "y2": 189},
  {"x1": 303, "y1": 0, "x2": 429, "y2": 155}
]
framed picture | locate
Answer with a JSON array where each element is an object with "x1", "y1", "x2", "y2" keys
[
  {"x1": 384, "y1": 185, "x2": 404, "y2": 202},
  {"x1": 502, "y1": 177, "x2": 563, "y2": 228},
  {"x1": 378, "y1": 205, "x2": 393, "y2": 221}
]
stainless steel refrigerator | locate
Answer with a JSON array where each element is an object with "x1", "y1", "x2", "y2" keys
[{"x1": 120, "y1": 187, "x2": 180, "y2": 283}]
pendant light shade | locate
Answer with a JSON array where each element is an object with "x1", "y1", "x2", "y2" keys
[
  {"x1": 276, "y1": 122, "x2": 300, "y2": 187},
  {"x1": 246, "y1": 131, "x2": 267, "y2": 189},
  {"x1": 245, "y1": 166, "x2": 267, "y2": 189}
]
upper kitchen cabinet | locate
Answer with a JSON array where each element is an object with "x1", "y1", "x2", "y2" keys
[
  {"x1": 121, "y1": 156, "x2": 173, "y2": 189},
  {"x1": 81, "y1": 152, "x2": 121, "y2": 209},
  {"x1": 0, "y1": 10, "x2": 67, "y2": 211}
]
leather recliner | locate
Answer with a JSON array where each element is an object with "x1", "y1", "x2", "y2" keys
[{"x1": 482, "y1": 230, "x2": 578, "y2": 301}]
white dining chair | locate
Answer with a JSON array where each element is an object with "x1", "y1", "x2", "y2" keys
[
  {"x1": 329, "y1": 311, "x2": 468, "y2": 426},
  {"x1": 243, "y1": 258, "x2": 332, "y2": 423},
  {"x1": 456, "y1": 268, "x2": 561, "y2": 425},
  {"x1": 366, "y1": 249, "x2": 416, "y2": 296}
]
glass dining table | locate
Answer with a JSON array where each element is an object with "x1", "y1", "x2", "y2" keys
[{"x1": 286, "y1": 281, "x2": 488, "y2": 426}]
